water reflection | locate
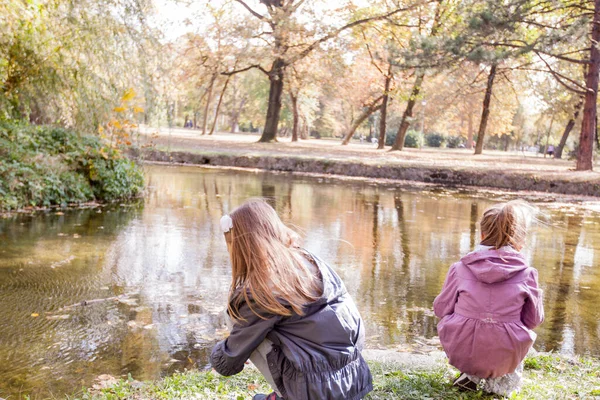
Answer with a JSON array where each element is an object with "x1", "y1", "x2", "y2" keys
[{"x1": 0, "y1": 165, "x2": 599, "y2": 398}]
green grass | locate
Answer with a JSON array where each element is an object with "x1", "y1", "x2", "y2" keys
[{"x1": 72, "y1": 353, "x2": 600, "y2": 400}]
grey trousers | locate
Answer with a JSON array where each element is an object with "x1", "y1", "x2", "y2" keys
[{"x1": 249, "y1": 339, "x2": 283, "y2": 396}]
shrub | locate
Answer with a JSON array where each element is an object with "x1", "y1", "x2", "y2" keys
[
  {"x1": 425, "y1": 132, "x2": 446, "y2": 148},
  {"x1": 404, "y1": 130, "x2": 422, "y2": 148},
  {"x1": 0, "y1": 121, "x2": 144, "y2": 210},
  {"x1": 385, "y1": 130, "x2": 397, "y2": 146},
  {"x1": 385, "y1": 129, "x2": 422, "y2": 148},
  {"x1": 446, "y1": 136, "x2": 463, "y2": 148}
]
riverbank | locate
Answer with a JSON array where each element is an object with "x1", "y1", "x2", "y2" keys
[
  {"x1": 137, "y1": 128, "x2": 600, "y2": 197},
  {"x1": 0, "y1": 122, "x2": 144, "y2": 211},
  {"x1": 79, "y1": 352, "x2": 600, "y2": 399}
]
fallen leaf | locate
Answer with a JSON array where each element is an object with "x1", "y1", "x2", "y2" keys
[
  {"x1": 46, "y1": 314, "x2": 70, "y2": 320},
  {"x1": 31, "y1": 313, "x2": 39, "y2": 317}
]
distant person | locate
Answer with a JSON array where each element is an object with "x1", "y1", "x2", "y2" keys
[
  {"x1": 547, "y1": 145, "x2": 555, "y2": 157},
  {"x1": 433, "y1": 201, "x2": 544, "y2": 397},
  {"x1": 211, "y1": 199, "x2": 372, "y2": 400}
]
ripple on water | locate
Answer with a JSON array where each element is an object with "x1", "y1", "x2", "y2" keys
[{"x1": 1, "y1": 165, "x2": 600, "y2": 398}]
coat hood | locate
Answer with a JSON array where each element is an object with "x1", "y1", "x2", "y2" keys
[{"x1": 460, "y1": 249, "x2": 528, "y2": 284}]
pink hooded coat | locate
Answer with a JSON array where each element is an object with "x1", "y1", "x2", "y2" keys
[{"x1": 433, "y1": 248, "x2": 544, "y2": 378}]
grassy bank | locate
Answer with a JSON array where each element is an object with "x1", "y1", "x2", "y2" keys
[
  {"x1": 75, "y1": 353, "x2": 600, "y2": 400},
  {"x1": 0, "y1": 122, "x2": 144, "y2": 211}
]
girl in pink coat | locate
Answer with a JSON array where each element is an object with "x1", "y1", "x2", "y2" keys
[{"x1": 433, "y1": 201, "x2": 544, "y2": 397}]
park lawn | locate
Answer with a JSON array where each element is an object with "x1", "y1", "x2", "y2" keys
[{"x1": 73, "y1": 353, "x2": 600, "y2": 400}]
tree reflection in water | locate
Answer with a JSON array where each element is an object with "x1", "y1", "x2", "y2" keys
[{"x1": 1, "y1": 165, "x2": 599, "y2": 398}]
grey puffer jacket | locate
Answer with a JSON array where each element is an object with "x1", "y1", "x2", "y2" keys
[{"x1": 210, "y1": 252, "x2": 372, "y2": 400}]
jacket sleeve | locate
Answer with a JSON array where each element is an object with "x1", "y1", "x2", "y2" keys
[
  {"x1": 433, "y1": 264, "x2": 459, "y2": 319},
  {"x1": 210, "y1": 301, "x2": 282, "y2": 377},
  {"x1": 521, "y1": 268, "x2": 544, "y2": 329}
]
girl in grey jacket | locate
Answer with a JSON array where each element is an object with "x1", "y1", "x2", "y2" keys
[{"x1": 210, "y1": 199, "x2": 372, "y2": 400}]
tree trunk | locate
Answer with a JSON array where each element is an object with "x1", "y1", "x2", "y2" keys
[
  {"x1": 391, "y1": 0, "x2": 443, "y2": 151},
  {"x1": 202, "y1": 73, "x2": 217, "y2": 135},
  {"x1": 377, "y1": 65, "x2": 393, "y2": 150},
  {"x1": 543, "y1": 114, "x2": 555, "y2": 158},
  {"x1": 466, "y1": 108, "x2": 474, "y2": 149},
  {"x1": 341, "y1": 96, "x2": 383, "y2": 145},
  {"x1": 474, "y1": 64, "x2": 497, "y2": 155},
  {"x1": 231, "y1": 98, "x2": 247, "y2": 133},
  {"x1": 391, "y1": 71, "x2": 425, "y2": 150},
  {"x1": 259, "y1": 58, "x2": 285, "y2": 142},
  {"x1": 209, "y1": 74, "x2": 232, "y2": 135},
  {"x1": 290, "y1": 91, "x2": 299, "y2": 142},
  {"x1": 301, "y1": 115, "x2": 309, "y2": 139},
  {"x1": 577, "y1": 0, "x2": 600, "y2": 170}
]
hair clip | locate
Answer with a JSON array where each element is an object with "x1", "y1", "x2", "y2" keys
[{"x1": 220, "y1": 215, "x2": 233, "y2": 233}]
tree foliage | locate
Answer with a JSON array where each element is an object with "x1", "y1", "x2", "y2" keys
[{"x1": 0, "y1": 0, "x2": 160, "y2": 132}]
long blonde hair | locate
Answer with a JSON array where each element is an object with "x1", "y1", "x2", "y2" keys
[
  {"x1": 480, "y1": 200, "x2": 534, "y2": 251},
  {"x1": 225, "y1": 199, "x2": 321, "y2": 321}
]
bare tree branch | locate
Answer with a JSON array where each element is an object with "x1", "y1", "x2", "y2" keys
[
  {"x1": 362, "y1": 31, "x2": 386, "y2": 75},
  {"x1": 222, "y1": 64, "x2": 270, "y2": 76},
  {"x1": 285, "y1": 2, "x2": 427, "y2": 66},
  {"x1": 515, "y1": 55, "x2": 587, "y2": 95},
  {"x1": 468, "y1": 41, "x2": 591, "y2": 64},
  {"x1": 234, "y1": 0, "x2": 267, "y2": 21}
]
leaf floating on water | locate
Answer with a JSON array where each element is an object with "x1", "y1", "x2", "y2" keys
[
  {"x1": 50, "y1": 255, "x2": 75, "y2": 269},
  {"x1": 31, "y1": 313, "x2": 39, "y2": 317},
  {"x1": 118, "y1": 297, "x2": 138, "y2": 306},
  {"x1": 46, "y1": 314, "x2": 70, "y2": 320}
]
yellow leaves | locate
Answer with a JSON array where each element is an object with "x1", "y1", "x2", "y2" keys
[
  {"x1": 31, "y1": 313, "x2": 39, "y2": 317},
  {"x1": 99, "y1": 148, "x2": 109, "y2": 159},
  {"x1": 100, "y1": 88, "x2": 142, "y2": 148},
  {"x1": 108, "y1": 120, "x2": 122, "y2": 129},
  {"x1": 121, "y1": 88, "x2": 136, "y2": 102}
]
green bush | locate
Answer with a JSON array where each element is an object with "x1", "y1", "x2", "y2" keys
[
  {"x1": 385, "y1": 129, "x2": 422, "y2": 148},
  {"x1": 0, "y1": 121, "x2": 144, "y2": 210},
  {"x1": 385, "y1": 130, "x2": 397, "y2": 146},
  {"x1": 404, "y1": 130, "x2": 422, "y2": 148},
  {"x1": 425, "y1": 132, "x2": 446, "y2": 148},
  {"x1": 446, "y1": 136, "x2": 463, "y2": 148}
]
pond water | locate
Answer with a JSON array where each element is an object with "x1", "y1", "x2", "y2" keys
[{"x1": 1, "y1": 165, "x2": 599, "y2": 398}]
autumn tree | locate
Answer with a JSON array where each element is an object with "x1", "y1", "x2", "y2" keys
[
  {"x1": 226, "y1": 0, "x2": 419, "y2": 142},
  {"x1": 0, "y1": 0, "x2": 159, "y2": 131},
  {"x1": 391, "y1": 0, "x2": 447, "y2": 151}
]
